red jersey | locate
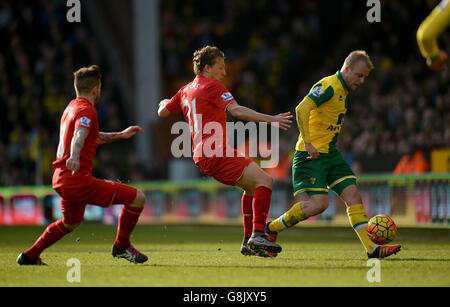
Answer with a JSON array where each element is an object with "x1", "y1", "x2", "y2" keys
[
  {"x1": 52, "y1": 97, "x2": 99, "y2": 188},
  {"x1": 165, "y1": 75, "x2": 236, "y2": 162}
]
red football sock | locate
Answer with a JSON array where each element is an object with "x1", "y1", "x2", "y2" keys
[
  {"x1": 252, "y1": 186, "x2": 272, "y2": 233},
  {"x1": 241, "y1": 194, "x2": 254, "y2": 238},
  {"x1": 114, "y1": 205, "x2": 144, "y2": 249},
  {"x1": 24, "y1": 219, "x2": 72, "y2": 260}
]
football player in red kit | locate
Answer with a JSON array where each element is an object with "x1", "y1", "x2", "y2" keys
[
  {"x1": 158, "y1": 46, "x2": 293, "y2": 257},
  {"x1": 18, "y1": 65, "x2": 148, "y2": 265}
]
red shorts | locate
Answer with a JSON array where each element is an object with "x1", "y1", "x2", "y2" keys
[
  {"x1": 53, "y1": 176, "x2": 137, "y2": 225},
  {"x1": 195, "y1": 150, "x2": 253, "y2": 186}
]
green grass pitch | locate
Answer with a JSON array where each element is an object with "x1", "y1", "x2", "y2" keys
[{"x1": 1, "y1": 224, "x2": 449, "y2": 287}]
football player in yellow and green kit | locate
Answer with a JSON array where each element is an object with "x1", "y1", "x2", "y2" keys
[{"x1": 265, "y1": 51, "x2": 401, "y2": 259}]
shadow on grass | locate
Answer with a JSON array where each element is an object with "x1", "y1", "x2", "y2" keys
[{"x1": 135, "y1": 262, "x2": 365, "y2": 270}]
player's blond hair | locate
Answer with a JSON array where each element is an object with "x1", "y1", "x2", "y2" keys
[
  {"x1": 73, "y1": 65, "x2": 102, "y2": 95},
  {"x1": 193, "y1": 46, "x2": 225, "y2": 75},
  {"x1": 344, "y1": 50, "x2": 374, "y2": 70}
]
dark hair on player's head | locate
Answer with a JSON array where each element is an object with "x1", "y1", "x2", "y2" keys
[
  {"x1": 73, "y1": 65, "x2": 102, "y2": 95},
  {"x1": 193, "y1": 46, "x2": 225, "y2": 75}
]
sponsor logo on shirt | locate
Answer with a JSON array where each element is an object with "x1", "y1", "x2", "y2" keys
[
  {"x1": 221, "y1": 92, "x2": 234, "y2": 102},
  {"x1": 79, "y1": 116, "x2": 91, "y2": 128}
]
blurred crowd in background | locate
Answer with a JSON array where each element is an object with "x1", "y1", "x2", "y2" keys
[
  {"x1": 160, "y1": 0, "x2": 449, "y2": 177},
  {"x1": 0, "y1": 0, "x2": 139, "y2": 185},
  {"x1": 0, "y1": 0, "x2": 448, "y2": 186}
]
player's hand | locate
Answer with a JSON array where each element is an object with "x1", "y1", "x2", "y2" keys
[
  {"x1": 66, "y1": 156, "x2": 80, "y2": 175},
  {"x1": 272, "y1": 112, "x2": 293, "y2": 130},
  {"x1": 159, "y1": 99, "x2": 170, "y2": 108},
  {"x1": 120, "y1": 126, "x2": 144, "y2": 139},
  {"x1": 158, "y1": 99, "x2": 172, "y2": 118},
  {"x1": 305, "y1": 143, "x2": 319, "y2": 160},
  {"x1": 427, "y1": 51, "x2": 448, "y2": 71}
]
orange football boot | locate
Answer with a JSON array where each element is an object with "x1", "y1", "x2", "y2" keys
[{"x1": 368, "y1": 244, "x2": 401, "y2": 259}]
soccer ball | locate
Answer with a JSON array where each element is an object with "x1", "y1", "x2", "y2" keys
[{"x1": 366, "y1": 215, "x2": 397, "y2": 244}]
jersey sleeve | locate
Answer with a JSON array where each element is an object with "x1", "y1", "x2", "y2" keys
[
  {"x1": 306, "y1": 83, "x2": 334, "y2": 107},
  {"x1": 295, "y1": 97, "x2": 317, "y2": 143},
  {"x1": 165, "y1": 89, "x2": 183, "y2": 114},
  {"x1": 209, "y1": 81, "x2": 236, "y2": 111},
  {"x1": 74, "y1": 107, "x2": 96, "y2": 132}
]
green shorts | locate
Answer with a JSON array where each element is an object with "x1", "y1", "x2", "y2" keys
[{"x1": 292, "y1": 150, "x2": 357, "y2": 197}]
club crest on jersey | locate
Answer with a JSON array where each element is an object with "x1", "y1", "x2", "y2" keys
[
  {"x1": 79, "y1": 116, "x2": 91, "y2": 128},
  {"x1": 311, "y1": 86, "x2": 325, "y2": 98},
  {"x1": 221, "y1": 92, "x2": 234, "y2": 102}
]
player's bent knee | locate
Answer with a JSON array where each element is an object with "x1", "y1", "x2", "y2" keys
[
  {"x1": 258, "y1": 173, "x2": 273, "y2": 189},
  {"x1": 267, "y1": 176, "x2": 274, "y2": 188},
  {"x1": 132, "y1": 190, "x2": 146, "y2": 207},
  {"x1": 63, "y1": 222, "x2": 81, "y2": 232}
]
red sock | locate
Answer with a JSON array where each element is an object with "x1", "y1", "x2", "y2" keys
[
  {"x1": 241, "y1": 194, "x2": 253, "y2": 238},
  {"x1": 252, "y1": 186, "x2": 272, "y2": 233},
  {"x1": 114, "y1": 205, "x2": 144, "y2": 249},
  {"x1": 24, "y1": 219, "x2": 72, "y2": 260}
]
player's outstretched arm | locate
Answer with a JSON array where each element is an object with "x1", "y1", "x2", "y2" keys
[
  {"x1": 96, "y1": 126, "x2": 144, "y2": 145},
  {"x1": 67, "y1": 127, "x2": 89, "y2": 175},
  {"x1": 226, "y1": 102, "x2": 293, "y2": 130}
]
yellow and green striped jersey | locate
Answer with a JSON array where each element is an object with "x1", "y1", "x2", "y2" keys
[{"x1": 296, "y1": 71, "x2": 349, "y2": 153}]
